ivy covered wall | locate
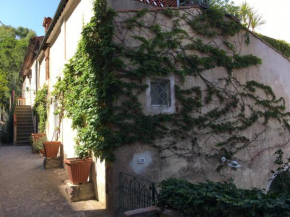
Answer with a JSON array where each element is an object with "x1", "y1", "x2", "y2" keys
[
  {"x1": 109, "y1": 6, "x2": 290, "y2": 192},
  {"x1": 52, "y1": 1, "x2": 290, "y2": 206}
]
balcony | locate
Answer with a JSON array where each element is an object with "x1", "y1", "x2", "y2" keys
[
  {"x1": 180, "y1": 0, "x2": 209, "y2": 6},
  {"x1": 137, "y1": 0, "x2": 209, "y2": 7}
]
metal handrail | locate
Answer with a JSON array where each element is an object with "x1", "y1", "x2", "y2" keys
[
  {"x1": 180, "y1": 0, "x2": 209, "y2": 6},
  {"x1": 17, "y1": 98, "x2": 26, "y2": 105}
]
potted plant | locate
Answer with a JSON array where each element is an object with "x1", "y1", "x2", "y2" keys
[
  {"x1": 64, "y1": 145, "x2": 92, "y2": 184},
  {"x1": 31, "y1": 133, "x2": 46, "y2": 143},
  {"x1": 32, "y1": 136, "x2": 47, "y2": 154},
  {"x1": 42, "y1": 128, "x2": 61, "y2": 159},
  {"x1": 43, "y1": 141, "x2": 61, "y2": 158}
]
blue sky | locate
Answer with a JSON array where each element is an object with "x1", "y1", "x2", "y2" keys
[{"x1": 0, "y1": 0, "x2": 60, "y2": 36}]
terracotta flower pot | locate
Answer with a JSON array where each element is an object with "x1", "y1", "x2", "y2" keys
[
  {"x1": 43, "y1": 141, "x2": 61, "y2": 158},
  {"x1": 39, "y1": 149, "x2": 45, "y2": 156},
  {"x1": 64, "y1": 158, "x2": 93, "y2": 184},
  {"x1": 31, "y1": 133, "x2": 46, "y2": 143},
  {"x1": 32, "y1": 147, "x2": 39, "y2": 154}
]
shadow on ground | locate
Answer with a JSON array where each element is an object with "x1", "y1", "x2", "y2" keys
[{"x1": 0, "y1": 145, "x2": 112, "y2": 217}]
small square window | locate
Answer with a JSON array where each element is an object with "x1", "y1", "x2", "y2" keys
[{"x1": 150, "y1": 79, "x2": 171, "y2": 107}]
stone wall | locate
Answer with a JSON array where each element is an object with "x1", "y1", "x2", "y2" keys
[{"x1": 108, "y1": 7, "x2": 290, "y2": 212}]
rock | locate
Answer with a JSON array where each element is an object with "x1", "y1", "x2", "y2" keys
[
  {"x1": 64, "y1": 180, "x2": 95, "y2": 202},
  {"x1": 43, "y1": 157, "x2": 62, "y2": 169}
]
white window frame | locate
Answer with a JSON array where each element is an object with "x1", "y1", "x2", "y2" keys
[{"x1": 146, "y1": 75, "x2": 175, "y2": 114}]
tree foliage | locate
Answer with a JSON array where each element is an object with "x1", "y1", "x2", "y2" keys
[
  {"x1": 205, "y1": 1, "x2": 266, "y2": 31},
  {"x1": 0, "y1": 25, "x2": 36, "y2": 108}
]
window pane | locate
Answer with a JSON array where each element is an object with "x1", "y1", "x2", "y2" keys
[{"x1": 151, "y1": 79, "x2": 171, "y2": 106}]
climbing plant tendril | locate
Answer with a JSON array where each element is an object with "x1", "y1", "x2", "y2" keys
[
  {"x1": 34, "y1": 85, "x2": 48, "y2": 133},
  {"x1": 53, "y1": 0, "x2": 290, "y2": 163}
]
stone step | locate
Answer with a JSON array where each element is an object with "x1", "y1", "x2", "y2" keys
[
  {"x1": 17, "y1": 137, "x2": 32, "y2": 142},
  {"x1": 16, "y1": 105, "x2": 31, "y2": 108},
  {"x1": 17, "y1": 127, "x2": 34, "y2": 132},
  {"x1": 16, "y1": 114, "x2": 32, "y2": 117},
  {"x1": 15, "y1": 108, "x2": 31, "y2": 111},
  {"x1": 17, "y1": 121, "x2": 33, "y2": 125},
  {"x1": 15, "y1": 106, "x2": 31, "y2": 109},
  {"x1": 15, "y1": 109, "x2": 31, "y2": 112},
  {"x1": 16, "y1": 116, "x2": 33, "y2": 120},
  {"x1": 17, "y1": 135, "x2": 31, "y2": 139},
  {"x1": 15, "y1": 105, "x2": 34, "y2": 146},
  {"x1": 16, "y1": 117, "x2": 32, "y2": 120},
  {"x1": 17, "y1": 132, "x2": 32, "y2": 136},
  {"x1": 17, "y1": 128, "x2": 34, "y2": 133},
  {"x1": 17, "y1": 128, "x2": 33, "y2": 132},
  {"x1": 17, "y1": 130, "x2": 33, "y2": 134},
  {"x1": 16, "y1": 111, "x2": 32, "y2": 114},
  {"x1": 17, "y1": 127, "x2": 34, "y2": 131},
  {"x1": 17, "y1": 122, "x2": 33, "y2": 126},
  {"x1": 17, "y1": 118, "x2": 33, "y2": 122},
  {"x1": 17, "y1": 115, "x2": 32, "y2": 118}
]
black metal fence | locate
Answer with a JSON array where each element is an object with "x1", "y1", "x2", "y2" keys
[
  {"x1": 118, "y1": 172, "x2": 157, "y2": 216},
  {"x1": 180, "y1": 0, "x2": 210, "y2": 6}
]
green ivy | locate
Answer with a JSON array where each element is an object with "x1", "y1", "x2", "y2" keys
[
  {"x1": 52, "y1": 1, "x2": 290, "y2": 162},
  {"x1": 33, "y1": 85, "x2": 48, "y2": 133},
  {"x1": 258, "y1": 33, "x2": 290, "y2": 58},
  {"x1": 158, "y1": 178, "x2": 290, "y2": 217}
]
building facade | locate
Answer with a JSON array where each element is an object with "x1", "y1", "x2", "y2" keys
[{"x1": 20, "y1": 0, "x2": 290, "y2": 214}]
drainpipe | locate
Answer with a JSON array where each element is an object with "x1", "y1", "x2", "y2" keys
[{"x1": 177, "y1": 0, "x2": 180, "y2": 6}]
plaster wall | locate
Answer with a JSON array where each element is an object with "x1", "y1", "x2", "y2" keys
[
  {"x1": 22, "y1": 61, "x2": 37, "y2": 106},
  {"x1": 43, "y1": 0, "x2": 107, "y2": 207},
  {"x1": 108, "y1": 8, "x2": 290, "y2": 211},
  {"x1": 22, "y1": 77, "x2": 30, "y2": 104},
  {"x1": 38, "y1": 56, "x2": 46, "y2": 89},
  {"x1": 49, "y1": 24, "x2": 65, "y2": 140},
  {"x1": 29, "y1": 61, "x2": 37, "y2": 106}
]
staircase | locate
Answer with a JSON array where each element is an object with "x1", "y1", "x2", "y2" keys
[{"x1": 15, "y1": 105, "x2": 34, "y2": 146}]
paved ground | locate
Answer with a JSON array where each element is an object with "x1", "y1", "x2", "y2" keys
[{"x1": 0, "y1": 145, "x2": 112, "y2": 217}]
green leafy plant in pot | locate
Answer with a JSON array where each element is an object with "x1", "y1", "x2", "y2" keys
[
  {"x1": 64, "y1": 144, "x2": 93, "y2": 185},
  {"x1": 42, "y1": 127, "x2": 62, "y2": 159},
  {"x1": 32, "y1": 136, "x2": 47, "y2": 154}
]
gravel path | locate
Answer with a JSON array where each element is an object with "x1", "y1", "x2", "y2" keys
[{"x1": 0, "y1": 145, "x2": 111, "y2": 217}]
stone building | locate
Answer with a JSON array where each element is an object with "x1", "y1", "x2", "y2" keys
[{"x1": 20, "y1": 0, "x2": 290, "y2": 215}]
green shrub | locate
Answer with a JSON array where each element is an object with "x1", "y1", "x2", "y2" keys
[
  {"x1": 158, "y1": 178, "x2": 290, "y2": 217},
  {"x1": 258, "y1": 34, "x2": 290, "y2": 58},
  {"x1": 33, "y1": 85, "x2": 48, "y2": 133},
  {"x1": 32, "y1": 136, "x2": 47, "y2": 151}
]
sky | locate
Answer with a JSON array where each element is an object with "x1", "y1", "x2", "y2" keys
[
  {"x1": 0, "y1": 0, "x2": 60, "y2": 36},
  {"x1": 0, "y1": 0, "x2": 289, "y2": 43},
  {"x1": 232, "y1": 0, "x2": 290, "y2": 43}
]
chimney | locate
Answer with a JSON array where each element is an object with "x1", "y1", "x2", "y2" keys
[{"x1": 43, "y1": 17, "x2": 52, "y2": 34}]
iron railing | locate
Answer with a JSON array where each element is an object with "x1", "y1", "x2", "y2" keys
[
  {"x1": 180, "y1": 0, "x2": 209, "y2": 6},
  {"x1": 118, "y1": 172, "x2": 158, "y2": 216}
]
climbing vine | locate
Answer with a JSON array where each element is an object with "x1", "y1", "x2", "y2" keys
[
  {"x1": 53, "y1": 0, "x2": 290, "y2": 162},
  {"x1": 34, "y1": 85, "x2": 48, "y2": 133}
]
